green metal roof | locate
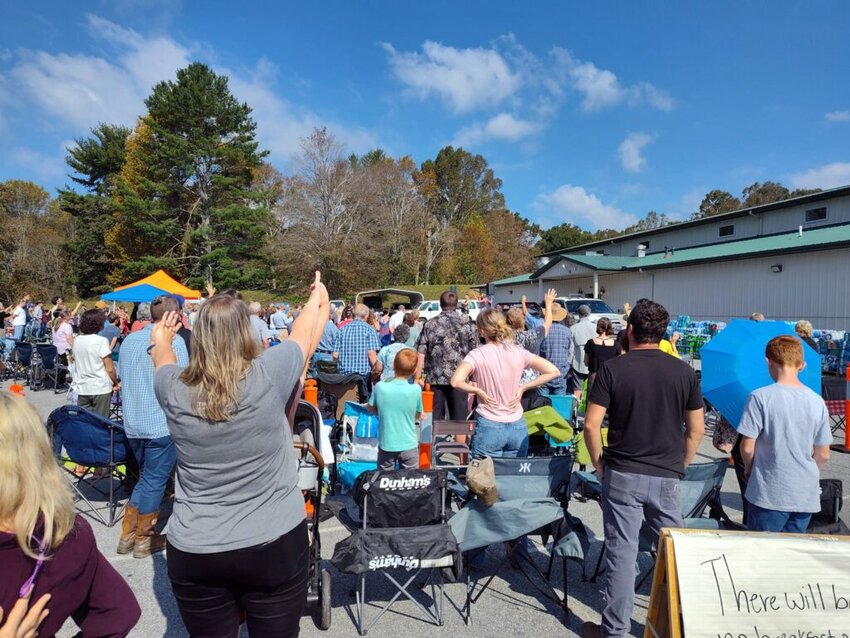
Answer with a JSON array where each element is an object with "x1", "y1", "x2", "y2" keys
[
  {"x1": 560, "y1": 255, "x2": 636, "y2": 270},
  {"x1": 489, "y1": 273, "x2": 533, "y2": 286},
  {"x1": 543, "y1": 224, "x2": 850, "y2": 274}
]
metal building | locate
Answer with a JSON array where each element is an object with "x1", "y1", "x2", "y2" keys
[{"x1": 487, "y1": 185, "x2": 850, "y2": 329}]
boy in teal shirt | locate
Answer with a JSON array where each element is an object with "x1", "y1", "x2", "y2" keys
[{"x1": 368, "y1": 348, "x2": 424, "y2": 470}]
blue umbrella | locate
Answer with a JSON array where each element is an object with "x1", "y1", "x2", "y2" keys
[
  {"x1": 101, "y1": 283, "x2": 170, "y2": 303},
  {"x1": 701, "y1": 319, "x2": 821, "y2": 427}
]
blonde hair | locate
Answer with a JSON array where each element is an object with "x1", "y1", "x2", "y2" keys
[
  {"x1": 0, "y1": 393, "x2": 76, "y2": 559},
  {"x1": 476, "y1": 309, "x2": 513, "y2": 343},
  {"x1": 795, "y1": 320, "x2": 813, "y2": 339},
  {"x1": 180, "y1": 295, "x2": 260, "y2": 422},
  {"x1": 505, "y1": 307, "x2": 525, "y2": 331}
]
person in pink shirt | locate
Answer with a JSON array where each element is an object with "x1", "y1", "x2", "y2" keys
[
  {"x1": 51, "y1": 310, "x2": 74, "y2": 364},
  {"x1": 451, "y1": 309, "x2": 559, "y2": 458}
]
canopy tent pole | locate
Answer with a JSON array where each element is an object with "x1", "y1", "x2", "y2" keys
[{"x1": 593, "y1": 272, "x2": 599, "y2": 299}]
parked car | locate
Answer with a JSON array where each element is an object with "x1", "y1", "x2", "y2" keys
[
  {"x1": 417, "y1": 299, "x2": 482, "y2": 322},
  {"x1": 554, "y1": 297, "x2": 624, "y2": 331},
  {"x1": 417, "y1": 300, "x2": 442, "y2": 321}
]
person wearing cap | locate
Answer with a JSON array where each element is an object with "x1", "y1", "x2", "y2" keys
[
  {"x1": 116, "y1": 295, "x2": 189, "y2": 558},
  {"x1": 538, "y1": 302, "x2": 573, "y2": 396}
]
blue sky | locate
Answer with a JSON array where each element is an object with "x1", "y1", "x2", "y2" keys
[{"x1": 2, "y1": 1, "x2": 850, "y2": 231}]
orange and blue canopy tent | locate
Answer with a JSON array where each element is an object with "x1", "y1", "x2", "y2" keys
[{"x1": 112, "y1": 270, "x2": 201, "y2": 301}]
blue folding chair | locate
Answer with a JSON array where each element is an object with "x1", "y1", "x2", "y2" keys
[{"x1": 47, "y1": 405, "x2": 136, "y2": 526}]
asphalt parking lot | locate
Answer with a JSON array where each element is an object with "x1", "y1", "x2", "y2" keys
[{"x1": 12, "y1": 379, "x2": 849, "y2": 638}]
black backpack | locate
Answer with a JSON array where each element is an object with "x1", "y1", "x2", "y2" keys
[{"x1": 807, "y1": 479, "x2": 849, "y2": 535}]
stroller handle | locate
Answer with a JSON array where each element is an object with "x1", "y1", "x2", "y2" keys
[{"x1": 293, "y1": 441, "x2": 325, "y2": 474}]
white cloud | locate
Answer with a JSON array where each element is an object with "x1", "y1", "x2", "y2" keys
[
  {"x1": 11, "y1": 147, "x2": 66, "y2": 181},
  {"x1": 618, "y1": 131, "x2": 654, "y2": 173},
  {"x1": 789, "y1": 162, "x2": 850, "y2": 190},
  {"x1": 536, "y1": 184, "x2": 637, "y2": 230},
  {"x1": 382, "y1": 41, "x2": 521, "y2": 114},
  {"x1": 452, "y1": 112, "x2": 542, "y2": 147},
  {"x1": 551, "y1": 48, "x2": 674, "y2": 113},
  {"x1": 825, "y1": 110, "x2": 850, "y2": 123},
  {"x1": 0, "y1": 15, "x2": 376, "y2": 167}
]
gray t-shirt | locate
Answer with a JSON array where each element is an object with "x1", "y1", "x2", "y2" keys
[
  {"x1": 153, "y1": 340, "x2": 304, "y2": 553},
  {"x1": 737, "y1": 383, "x2": 831, "y2": 513}
]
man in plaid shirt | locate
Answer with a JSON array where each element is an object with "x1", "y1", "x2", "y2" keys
[
  {"x1": 539, "y1": 302, "x2": 573, "y2": 395},
  {"x1": 333, "y1": 303, "x2": 380, "y2": 376},
  {"x1": 117, "y1": 295, "x2": 189, "y2": 558}
]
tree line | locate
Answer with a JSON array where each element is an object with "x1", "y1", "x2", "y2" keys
[{"x1": 0, "y1": 62, "x2": 826, "y2": 302}]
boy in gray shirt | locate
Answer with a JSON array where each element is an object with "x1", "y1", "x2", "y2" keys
[{"x1": 738, "y1": 335, "x2": 831, "y2": 532}]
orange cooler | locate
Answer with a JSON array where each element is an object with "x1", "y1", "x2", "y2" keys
[{"x1": 418, "y1": 384, "x2": 434, "y2": 468}]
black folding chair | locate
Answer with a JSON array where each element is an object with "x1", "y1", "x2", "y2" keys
[{"x1": 330, "y1": 468, "x2": 458, "y2": 635}]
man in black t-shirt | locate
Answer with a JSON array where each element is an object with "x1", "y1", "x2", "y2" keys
[{"x1": 582, "y1": 299, "x2": 704, "y2": 638}]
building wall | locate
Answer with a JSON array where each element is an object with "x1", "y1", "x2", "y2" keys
[
  {"x1": 578, "y1": 194, "x2": 850, "y2": 259},
  {"x1": 490, "y1": 281, "x2": 541, "y2": 304},
  {"x1": 525, "y1": 247, "x2": 850, "y2": 329}
]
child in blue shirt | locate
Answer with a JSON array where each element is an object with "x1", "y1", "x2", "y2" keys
[
  {"x1": 368, "y1": 348, "x2": 423, "y2": 470},
  {"x1": 738, "y1": 335, "x2": 831, "y2": 533}
]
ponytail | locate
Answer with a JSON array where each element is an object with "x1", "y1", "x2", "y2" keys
[{"x1": 476, "y1": 308, "x2": 514, "y2": 344}]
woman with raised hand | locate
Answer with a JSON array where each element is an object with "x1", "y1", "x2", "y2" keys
[
  {"x1": 0, "y1": 393, "x2": 140, "y2": 637},
  {"x1": 451, "y1": 309, "x2": 560, "y2": 458},
  {"x1": 150, "y1": 271, "x2": 329, "y2": 638}
]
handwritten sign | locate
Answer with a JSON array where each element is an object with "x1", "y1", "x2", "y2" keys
[{"x1": 670, "y1": 530, "x2": 850, "y2": 638}]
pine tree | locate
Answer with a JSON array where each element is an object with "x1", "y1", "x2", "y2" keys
[{"x1": 110, "y1": 63, "x2": 271, "y2": 289}]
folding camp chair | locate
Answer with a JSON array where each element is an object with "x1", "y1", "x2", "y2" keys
[
  {"x1": 431, "y1": 420, "x2": 473, "y2": 467},
  {"x1": 12, "y1": 341, "x2": 32, "y2": 382},
  {"x1": 47, "y1": 405, "x2": 136, "y2": 526},
  {"x1": 448, "y1": 454, "x2": 589, "y2": 624},
  {"x1": 823, "y1": 375, "x2": 846, "y2": 434},
  {"x1": 34, "y1": 344, "x2": 68, "y2": 393},
  {"x1": 577, "y1": 458, "x2": 737, "y2": 586},
  {"x1": 330, "y1": 468, "x2": 458, "y2": 635}
]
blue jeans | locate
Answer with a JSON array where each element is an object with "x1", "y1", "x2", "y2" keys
[
  {"x1": 747, "y1": 502, "x2": 811, "y2": 533},
  {"x1": 471, "y1": 415, "x2": 528, "y2": 458},
  {"x1": 538, "y1": 373, "x2": 567, "y2": 396},
  {"x1": 128, "y1": 436, "x2": 177, "y2": 514},
  {"x1": 12, "y1": 325, "x2": 24, "y2": 341}
]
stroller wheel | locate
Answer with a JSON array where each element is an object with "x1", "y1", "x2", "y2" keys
[{"x1": 319, "y1": 568, "x2": 332, "y2": 630}]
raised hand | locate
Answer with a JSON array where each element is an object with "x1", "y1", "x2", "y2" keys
[
  {"x1": 205, "y1": 281, "x2": 216, "y2": 297},
  {"x1": 544, "y1": 288, "x2": 558, "y2": 305}
]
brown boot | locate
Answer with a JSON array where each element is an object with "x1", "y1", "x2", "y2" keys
[
  {"x1": 117, "y1": 504, "x2": 139, "y2": 554},
  {"x1": 581, "y1": 622, "x2": 603, "y2": 638},
  {"x1": 133, "y1": 512, "x2": 167, "y2": 558}
]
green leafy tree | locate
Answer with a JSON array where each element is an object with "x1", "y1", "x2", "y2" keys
[
  {"x1": 790, "y1": 187, "x2": 822, "y2": 198},
  {"x1": 414, "y1": 146, "x2": 506, "y2": 283},
  {"x1": 109, "y1": 63, "x2": 271, "y2": 289},
  {"x1": 536, "y1": 223, "x2": 596, "y2": 253},
  {"x1": 693, "y1": 190, "x2": 742, "y2": 219},
  {"x1": 741, "y1": 181, "x2": 790, "y2": 208},
  {"x1": 623, "y1": 210, "x2": 672, "y2": 234}
]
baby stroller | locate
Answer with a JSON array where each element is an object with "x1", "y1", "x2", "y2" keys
[{"x1": 293, "y1": 399, "x2": 333, "y2": 630}]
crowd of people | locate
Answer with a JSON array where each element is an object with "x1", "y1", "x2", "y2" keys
[{"x1": 0, "y1": 279, "x2": 838, "y2": 638}]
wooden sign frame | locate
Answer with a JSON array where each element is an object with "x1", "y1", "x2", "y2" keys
[{"x1": 644, "y1": 528, "x2": 850, "y2": 638}]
